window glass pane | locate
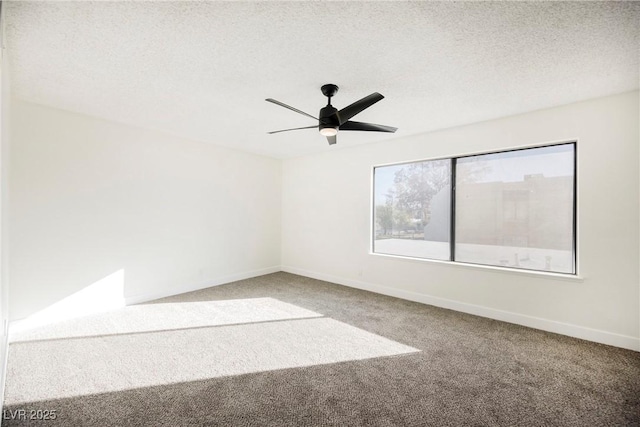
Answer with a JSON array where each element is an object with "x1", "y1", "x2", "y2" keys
[
  {"x1": 454, "y1": 144, "x2": 575, "y2": 273},
  {"x1": 374, "y1": 159, "x2": 451, "y2": 260}
]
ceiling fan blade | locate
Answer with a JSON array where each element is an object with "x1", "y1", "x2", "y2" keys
[
  {"x1": 326, "y1": 135, "x2": 337, "y2": 145},
  {"x1": 265, "y1": 98, "x2": 318, "y2": 121},
  {"x1": 335, "y1": 92, "x2": 384, "y2": 125},
  {"x1": 340, "y1": 120, "x2": 397, "y2": 133},
  {"x1": 268, "y1": 125, "x2": 317, "y2": 135}
]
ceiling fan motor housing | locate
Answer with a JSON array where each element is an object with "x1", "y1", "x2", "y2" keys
[{"x1": 319, "y1": 105, "x2": 339, "y2": 132}]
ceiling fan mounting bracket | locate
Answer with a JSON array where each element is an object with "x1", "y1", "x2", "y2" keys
[{"x1": 321, "y1": 84, "x2": 339, "y2": 99}]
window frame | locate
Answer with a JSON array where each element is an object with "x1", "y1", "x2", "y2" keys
[{"x1": 371, "y1": 141, "x2": 578, "y2": 276}]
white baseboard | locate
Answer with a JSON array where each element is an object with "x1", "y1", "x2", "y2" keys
[
  {"x1": 281, "y1": 266, "x2": 640, "y2": 352},
  {"x1": 125, "y1": 266, "x2": 281, "y2": 305}
]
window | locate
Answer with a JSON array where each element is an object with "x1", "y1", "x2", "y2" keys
[
  {"x1": 373, "y1": 143, "x2": 576, "y2": 274},
  {"x1": 373, "y1": 159, "x2": 451, "y2": 260}
]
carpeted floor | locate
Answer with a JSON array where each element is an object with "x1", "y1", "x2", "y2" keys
[{"x1": 3, "y1": 272, "x2": 640, "y2": 426}]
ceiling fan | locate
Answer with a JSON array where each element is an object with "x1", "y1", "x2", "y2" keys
[{"x1": 266, "y1": 84, "x2": 397, "y2": 145}]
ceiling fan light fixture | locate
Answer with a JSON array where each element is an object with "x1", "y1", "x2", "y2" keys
[{"x1": 319, "y1": 127, "x2": 338, "y2": 137}]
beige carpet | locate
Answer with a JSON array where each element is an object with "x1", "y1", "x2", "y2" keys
[
  {"x1": 6, "y1": 315, "x2": 418, "y2": 404},
  {"x1": 10, "y1": 297, "x2": 323, "y2": 342},
  {"x1": 2, "y1": 272, "x2": 639, "y2": 426}
]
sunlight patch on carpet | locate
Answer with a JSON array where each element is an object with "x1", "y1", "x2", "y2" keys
[
  {"x1": 5, "y1": 317, "x2": 419, "y2": 405},
  {"x1": 10, "y1": 298, "x2": 322, "y2": 342}
]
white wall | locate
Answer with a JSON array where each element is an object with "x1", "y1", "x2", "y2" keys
[
  {"x1": 8, "y1": 91, "x2": 639, "y2": 351},
  {"x1": 282, "y1": 91, "x2": 640, "y2": 351},
  {"x1": 0, "y1": 6, "x2": 10, "y2": 410},
  {"x1": 10, "y1": 99, "x2": 281, "y2": 320}
]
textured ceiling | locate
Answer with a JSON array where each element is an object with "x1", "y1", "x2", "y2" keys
[{"x1": 4, "y1": 1, "x2": 640, "y2": 159}]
